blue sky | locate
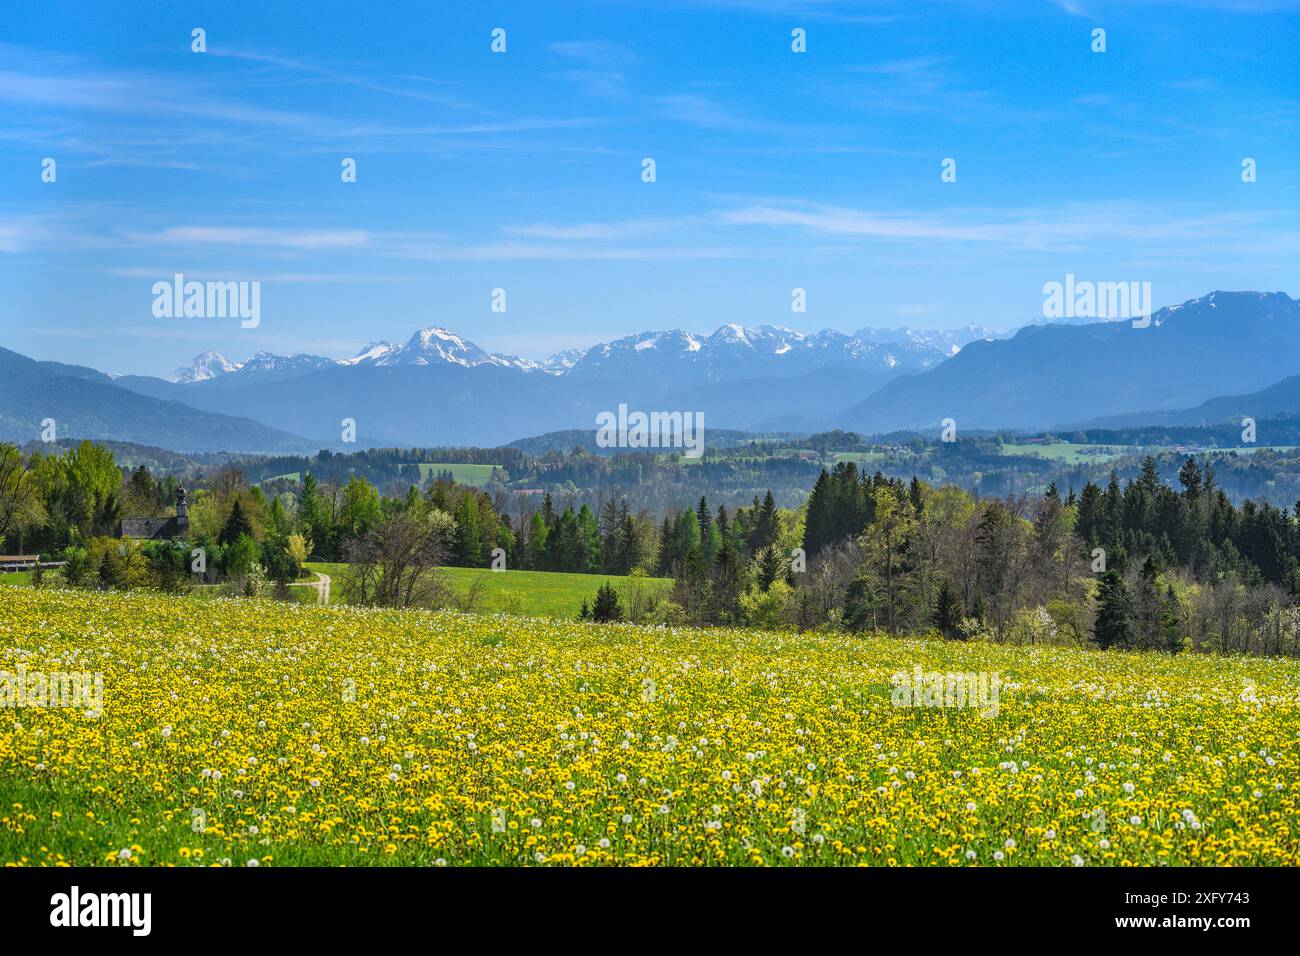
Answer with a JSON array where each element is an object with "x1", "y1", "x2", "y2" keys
[{"x1": 2, "y1": 0, "x2": 1297, "y2": 376}]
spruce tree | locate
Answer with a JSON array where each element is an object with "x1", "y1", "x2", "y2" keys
[
  {"x1": 803, "y1": 470, "x2": 830, "y2": 556},
  {"x1": 1161, "y1": 585, "x2": 1184, "y2": 653},
  {"x1": 591, "y1": 582, "x2": 623, "y2": 623},
  {"x1": 754, "y1": 543, "x2": 787, "y2": 592},
  {"x1": 752, "y1": 490, "x2": 779, "y2": 552},
  {"x1": 1132, "y1": 556, "x2": 1162, "y2": 649},
  {"x1": 1092, "y1": 571, "x2": 1132, "y2": 650},
  {"x1": 1177, "y1": 457, "x2": 1202, "y2": 498},
  {"x1": 218, "y1": 499, "x2": 253, "y2": 546},
  {"x1": 933, "y1": 578, "x2": 962, "y2": 639}
]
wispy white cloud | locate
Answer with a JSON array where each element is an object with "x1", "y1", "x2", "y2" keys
[
  {"x1": 653, "y1": 92, "x2": 780, "y2": 132},
  {"x1": 0, "y1": 58, "x2": 321, "y2": 130},
  {"x1": 105, "y1": 266, "x2": 421, "y2": 284},
  {"x1": 717, "y1": 199, "x2": 1289, "y2": 251},
  {"x1": 504, "y1": 217, "x2": 684, "y2": 241},
  {"x1": 0, "y1": 214, "x2": 82, "y2": 253},
  {"x1": 402, "y1": 240, "x2": 747, "y2": 262},
  {"x1": 12, "y1": 194, "x2": 1296, "y2": 269},
  {"x1": 209, "y1": 47, "x2": 476, "y2": 110},
  {"x1": 1164, "y1": 77, "x2": 1221, "y2": 92},
  {"x1": 548, "y1": 36, "x2": 639, "y2": 96},
  {"x1": 0, "y1": 43, "x2": 598, "y2": 162},
  {"x1": 666, "y1": 0, "x2": 897, "y2": 23},
  {"x1": 501, "y1": 195, "x2": 1300, "y2": 259},
  {"x1": 432, "y1": 195, "x2": 1300, "y2": 265},
  {"x1": 850, "y1": 55, "x2": 951, "y2": 78},
  {"x1": 821, "y1": 58, "x2": 1052, "y2": 124},
  {"x1": 1049, "y1": 0, "x2": 1090, "y2": 17},
  {"x1": 549, "y1": 40, "x2": 636, "y2": 62},
  {"x1": 120, "y1": 226, "x2": 372, "y2": 250},
  {"x1": 84, "y1": 156, "x2": 208, "y2": 172},
  {"x1": 653, "y1": 90, "x2": 851, "y2": 138}
]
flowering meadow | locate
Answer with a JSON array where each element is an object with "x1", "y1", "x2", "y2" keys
[{"x1": 2, "y1": 585, "x2": 1298, "y2": 867}]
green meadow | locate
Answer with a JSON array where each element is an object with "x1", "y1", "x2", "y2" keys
[{"x1": 305, "y1": 563, "x2": 672, "y2": 618}]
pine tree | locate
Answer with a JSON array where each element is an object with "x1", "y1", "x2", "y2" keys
[
  {"x1": 803, "y1": 470, "x2": 831, "y2": 556},
  {"x1": 908, "y1": 476, "x2": 925, "y2": 516},
  {"x1": 1177, "y1": 457, "x2": 1202, "y2": 499},
  {"x1": 656, "y1": 515, "x2": 675, "y2": 575},
  {"x1": 578, "y1": 504, "x2": 602, "y2": 573},
  {"x1": 933, "y1": 578, "x2": 962, "y2": 639},
  {"x1": 754, "y1": 543, "x2": 788, "y2": 592},
  {"x1": 1092, "y1": 570, "x2": 1132, "y2": 650},
  {"x1": 1075, "y1": 482, "x2": 1104, "y2": 547},
  {"x1": 218, "y1": 499, "x2": 253, "y2": 546},
  {"x1": 618, "y1": 512, "x2": 644, "y2": 573},
  {"x1": 697, "y1": 496, "x2": 717, "y2": 569},
  {"x1": 1138, "y1": 456, "x2": 1161, "y2": 494},
  {"x1": 591, "y1": 582, "x2": 623, "y2": 623},
  {"x1": 1132, "y1": 556, "x2": 1162, "y2": 649},
  {"x1": 709, "y1": 532, "x2": 744, "y2": 623},
  {"x1": 1161, "y1": 585, "x2": 1184, "y2": 654},
  {"x1": 679, "y1": 508, "x2": 702, "y2": 562},
  {"x1": 1103, "y1": 470, "x2": 1123, "y2": 543},
  {"x1": 547, "y1": 507, "x2": 582, "y2": 572},
  {"x1": 306, "y1": 472, "x2": 342, "y2": 559},
  {"x1": 454, "y1": 494, "x2": 482, "y2": 565},
  {"x1": 752, "y1": 490, "x2": 779, "y2": 552},
  {"x1": 599, "y1": 498, "x2": 623, "y2": 572},
  {"x1": 268, "y1": 496, "x2": 290, "y2": 541}
]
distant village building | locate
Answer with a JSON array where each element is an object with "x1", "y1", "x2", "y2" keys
[{"x1": 121, "y1": 487, "x2": 190, "y2": 541}]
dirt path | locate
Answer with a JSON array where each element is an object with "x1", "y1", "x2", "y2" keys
[{"x1": 289, "y1": 571, "x2": 330, "y2": 604}]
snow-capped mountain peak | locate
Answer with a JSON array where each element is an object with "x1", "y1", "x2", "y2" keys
[
  {"x1": 356, "y1": 326, "x2": 512, "y2": 369},
  {"x1": 410, "y1": 327, "x2": 474, "y2": 354},
  {"x1": 165, "y1": 350, "x2": 240, "y2": 383},
  {"x1": 538, "y1": 348, "x2": 587, "y2": 374},
  {"x1": 339, "y1": 341, "x2": 398, "y2": 366},
  {"x1": 715, "y1": 322, "x2": 751, "y2": 345},
  {"x1": 241, "y1": 352, "x2": 335, "y2": 374}
]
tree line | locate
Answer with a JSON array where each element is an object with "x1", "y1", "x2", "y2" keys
[{"x1": 6, "y1": 439, "x2": 1300, "y2": 655}]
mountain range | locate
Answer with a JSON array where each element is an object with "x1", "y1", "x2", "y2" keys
[
  {"x1": 0, "y1": 347, "x2": 313, "y2": 453},
  {"x1": 4, "y1": 291, "x2": 1298, "y2": 453},
  {"x1": 161, "y1": 321, "x2": 974, "y2": 389},
  {"x1": 836, "y1": 291, "x2": 1300, "y2": 434},
  {"x1": 115, "y1": 321, "x2": 976, "y2": 448}
]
